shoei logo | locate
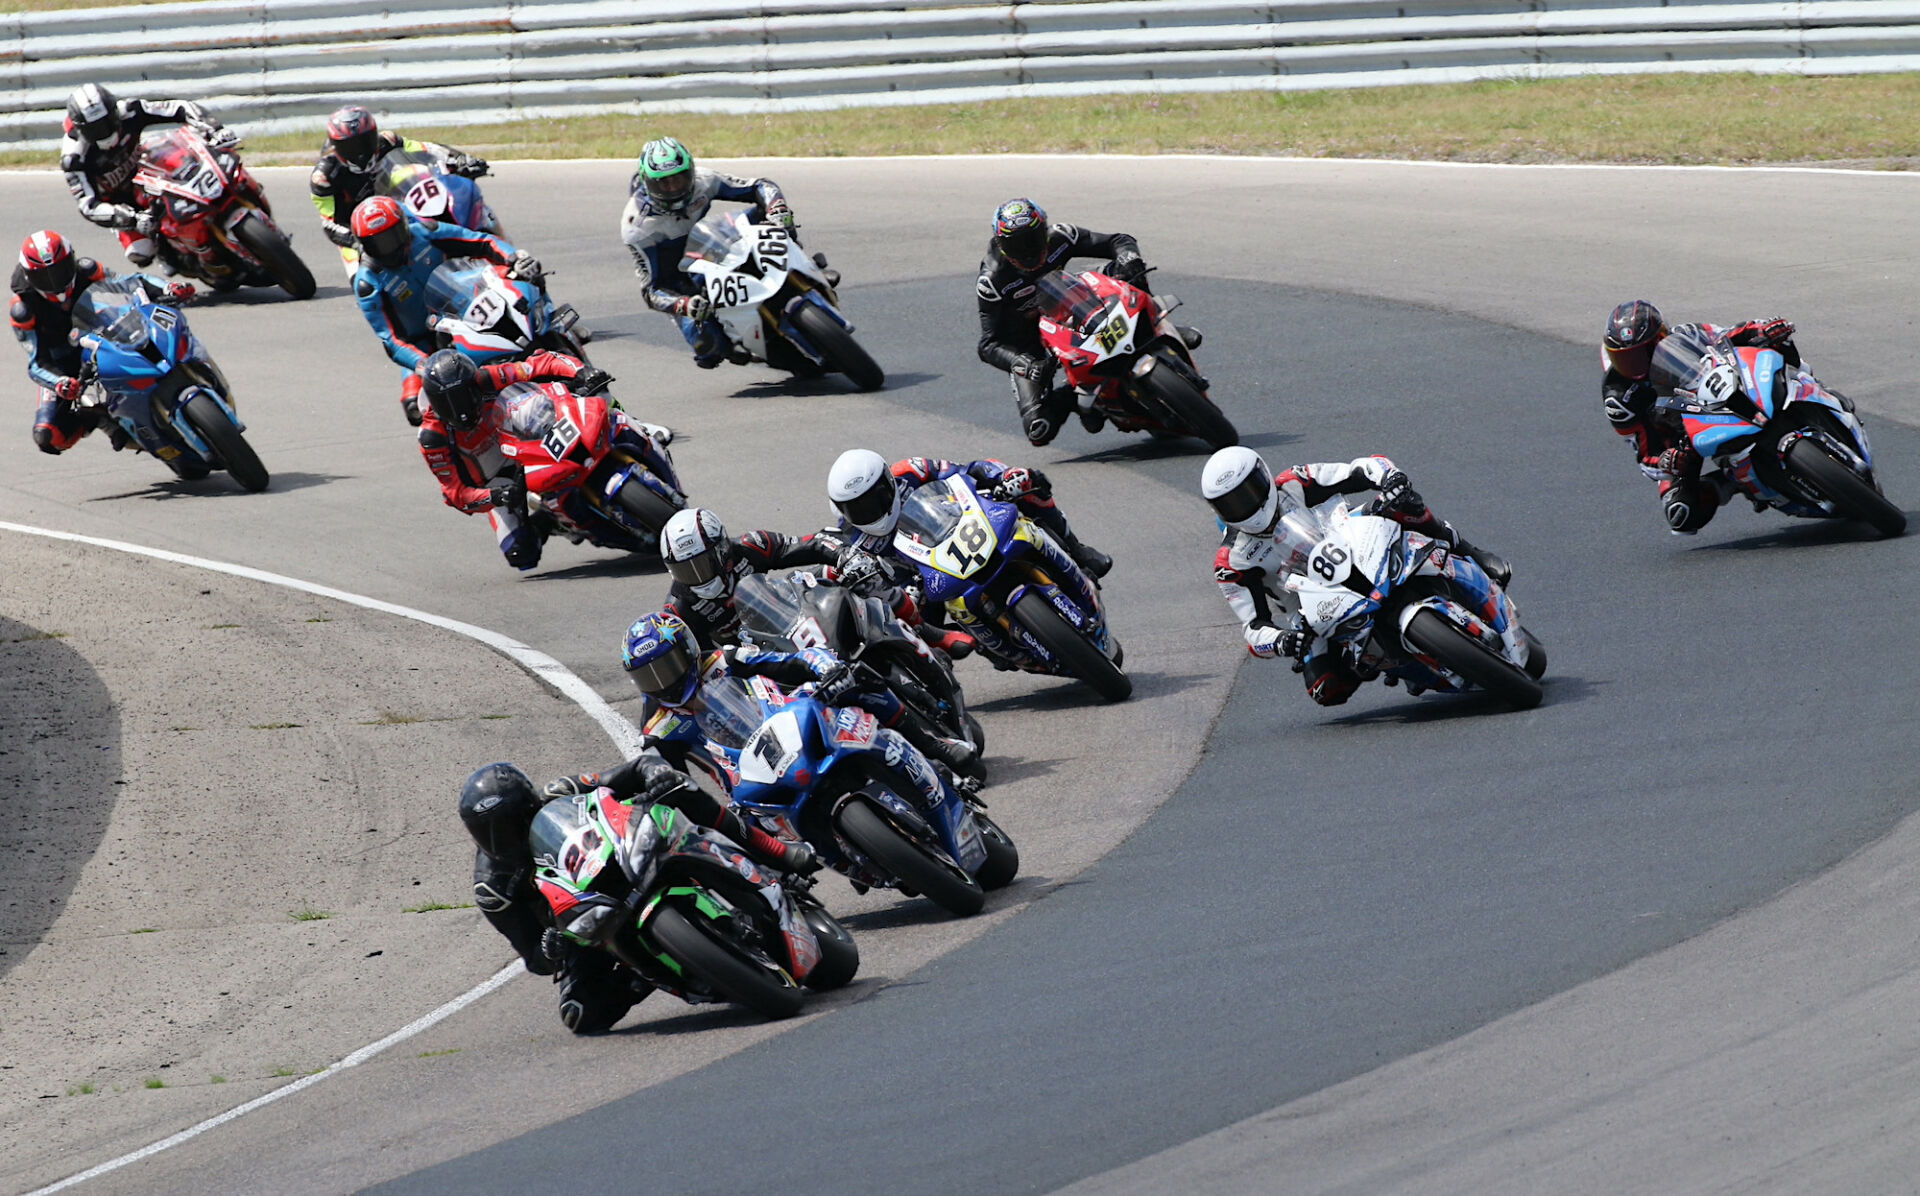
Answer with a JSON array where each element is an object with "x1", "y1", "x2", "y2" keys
[
  {"x1": 1213, "y1": 469, "x2": 1237, "y2": 488},
  {"x1": 474, "y1": 795, "x2": 500, "y2": 813}
]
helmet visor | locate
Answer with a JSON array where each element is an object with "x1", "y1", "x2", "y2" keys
[
  {"x1": 998, "y1": 222, "x2": 1048, "y2": 270},
  {"x1": 646, "y1": 170, "x2": 693, "y2": 209},
  {"x1": 838, "y1": 480, "x2": 895, "y2": 531},
  {"x1": 1606, "y1": 342, "x2": 1656, "y2": 381},
  {"x1": 25, "y1": 255, "x2": 74, "y2": 295},
  {"x1": 1211, "y1": 462, "x2": 1274, "y2": 527},
  {"x1": 360, "y1": 219, "x2": 408, "y2": 263},
  {"x1": 666, "y1": 547, "x2": 723, "y2": 588},
  {"x1": 335, "y1": 130, "x2": 379, "y2": 168},
  {"x1": 627, "y1": 636, "x2": 695, "y2": 698}
]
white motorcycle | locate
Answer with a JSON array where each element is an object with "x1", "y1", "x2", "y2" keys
[
  {"x1": 680, "y1": 212, "x2": 883, "y2": 391},
  {"x1": 1280, "y1": 499, "x2": 1544, "y2": 710}
]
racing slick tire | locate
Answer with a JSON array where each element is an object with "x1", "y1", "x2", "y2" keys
[
  {"x1": 612, "y1": 478, "x2": 681, "y2": 544},
  {"x1": 647, "y1": 904, "x2": 806, "y2": 1019},
  {"x1": 1141, "y1": 356, "x2": 1237, "y2": 450},
  {"x1": 1520, "y1": 626, "x2": 1548, "y2": 680},
  {"x1": 837, "y1": 796, "x2": 985, "y2": 917},
  {"x1": 233, "y1": 214, "x2": 317, "y2": 301},
  {"x1": 182, "y1": 393, "x2": 269, "y2": 492},
  {"x1": 1402, "y1": 607, "x2": 1543, "y2": 710},
  {"x1": 791, "y1": 302, "x2": 885, "y2": 392},
  {"x1": 972, "y1": 811, "x2": 1020, "y2": 891},
  {"x1": 795, "y1": 898, "x2": 860, "y2": 991},
  {"x1": 1784, "y1": 437, "x2": 1906, "y2": 538},
  {"x1": 1012, "y1": 589, "x2": 1132, "y2": 703}
]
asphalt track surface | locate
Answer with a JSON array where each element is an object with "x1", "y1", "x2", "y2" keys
[{"x1": 5, "y1": 157, "x2": 1919, "y2": 1194}]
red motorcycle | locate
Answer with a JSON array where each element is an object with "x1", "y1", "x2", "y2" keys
[
  {"x1": 1035, "y1": 269, "x2": 1237, "y2": 450},
  {"x1": 133, "y1": 127, "x2": 316, "y2": 300},
  {"x1": 494, "y1": 381, "x2": 686, "y2": 555}
]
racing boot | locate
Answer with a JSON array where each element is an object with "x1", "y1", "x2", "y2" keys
[
  {"x1": 634, "y1": 420, "x2": 674, "y2": 448},
  {"x1": 1079, "y1": 406, "x2": 1107, "y2": 435},
  {"x1": 690, "y1": 320, "x2": 727, "y2": 369},
  {"x1": 923, "y1": 626, "x2": 976, "y2": 660},
  {"x1": 812, "y1": 253, "x2": 843, "y2": 288},
  {"x1": 893, "y1": 706, "x2": 979, "y2": 773},
  {"x1": 90, "y1": 405, "x2": 129, "y2": 451},
  {"x1": 720, "y1": 808, "x2": 821, "y2": 876},
  {"x1": 1453, "y1": 538, "x2": 1511, "y2": 588},
  {"x1": 1025, "y1": 503, "x2": 1113, "y2": 580}
]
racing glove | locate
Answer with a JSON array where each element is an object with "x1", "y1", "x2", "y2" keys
[
  {"x1": 1731, "y1": 317, "x2": 1795, "y2": 347},
  {"x1": 1277, "y1": 615, "x2": 1312, "y2": 661},
  {"x1": 1109, "y1": 254, "x2": 1149, "y2": 286},
  {"x1": 834, "y1": 547, "x2": 885, "y2": 591},
  {"x1": 1012, "y1": 354, "x2": 1057, "y2": 382},
  {"x1": 52, "y1": 376, "x2": 85, "y2": 401},
  {"x1": 164, "y1": 281, "x2": 196, "y2": 305},
  {"x1": 572, "y1": 366, "x2": 614, "y2": 395},
  {"x1": 450, "y1": 153, "x2": 490, "y2": 178},
  {"x1": 812, "y1": 661, "x2": 864, "y2": 705},
  {"x1": 764, "y1": 197, "x2": 795, "y2": 229},
  {"x1": 507, "y1": 252, "x2": 544, "y2": 285},
  {"x1": 1657, "y1": 445, "x2": 1700, "y2": 478},
  {"x1": 992, "y1": 466, "x2": 1051, "y2": 502},
  {"x1": 488, "y1": 473, "x2": 527, "y2": 513},
  {"x1": 671, "y1": 294, "x2": 713, "y2": 323},
  {"x1": 205, "y1": 126, "x2": 242, "y2": 151},
  {"x1": 1375, "y1": 468, "x2": 1413, "y2": 511},
  {"x1": 108, "y1": 205, "x2": 141, "y2": 230},
  {"x1": 540, "y1": 926, "x2": 574, "y2": 964},
  {"x1": 134, "y1": 209, "x2": 160, "y2": 238},
  {"x1": 542, "y1": 773, "x2": 601, "y2": 800}
]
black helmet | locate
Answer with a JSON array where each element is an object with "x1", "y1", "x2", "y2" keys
[
  {"x1": 1604, "y1": 299, "x2": 1666, "y2": 381},
  {"x1": 992, "y1": 197, "x2": 1050, "y2": 272},
  {"x1": 422, "y1": 350, "x2": 483, "y2": 430},
  {"x1": 458, "y1": 763, "x2": 542, "y2": 859},
  {"x1": 66, "y1": 84, "x2": 121, "y2": 146}
]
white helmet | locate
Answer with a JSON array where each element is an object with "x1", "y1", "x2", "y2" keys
[
  {"x1": 1202, "y1": 446, "x2": 1279, "y2": 533},
  {"x1": 660, "y1": 507, "x2": 730, "y2": 599},
  {"x1": 828, "y1": 448, "x2": 901, "y2": 536}
]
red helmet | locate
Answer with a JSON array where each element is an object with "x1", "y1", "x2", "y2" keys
[
  {"x1": 352, "y1": 196, "x2": 409, "y2": 265},
  {"x1": 1603, "y1": 299, "x2": 1667, "y2": 381},
  {"x1": 326, "y1": 104, "x2": 380, "y2": 171},
  {"x1": 19, "y1": 230, "x2": 76, "y2": 297}
]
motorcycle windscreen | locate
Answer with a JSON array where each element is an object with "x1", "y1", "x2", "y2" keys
[
  {"x1": 1272, "y1": 507, "x2": 1326, "y2": 579},
  {"x1": 528, "y1": 801, "x2": 589, "y2": 871},
  {"x1": 687, "y1": 676, "x2": 765, "y2": 750},
  {"x1": 1034, "y1": 270, "x2": 1106, "y2": 331},
  {"x1": 378, "y1": 154, "x2": 453, "y2": 220},
  {"x1": 896, "y1": 485, "x2": 965, "y2": 549},
  {"x1": 71, "y1": 281, "x2": 150, "y2": 345},
  {"x1": 1648, "y1": 325, "x2": 1722, "y2": 397},
  {"x1": 733, "y1": 575, "x2": 809, "y2": 640},
  {"x1": 681, "y1": 214, "x2": 747, "y2": 269},
  {"x1": 425, "y1": 260, "x2": 500, "y2": 320},
  {"x1": 497, "y1": 384, "x2": 557, "y2": 441}
]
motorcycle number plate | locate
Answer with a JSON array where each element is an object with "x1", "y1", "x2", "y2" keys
[
  {"x1": 740, "y1": 711, "x2": 804, "y2": 785},
  {"x1": 708, "y1": 274, "x2": 752, "y2": 308},
  {"x1": 465, "y1": 290, "x2": 507, "y2": 329},
  {"x1": 1306, "y1": 540, "x2": 1351, "y2": 584},
  {"x1": 404, "y1": 175, "x2": 450, "y2": 219},
  {"x1": 787, "y1": 615, "x2": 828, "y2": 650},
  {"x1": 1094, "y1": 314, "x2": 1129, "y2": 353},
  {"x1": 939, "y1": 512, "x2": 996, "y2": 577},
  {"x1": 174, "y1": 162, "x2": 223, "y2": 200},
  {"x1": 541, "y1": 414, "x2": 581, "y2": 459},
  {"x1": 1700, "y1": 361, "x2": 1740, "y2": 406}
]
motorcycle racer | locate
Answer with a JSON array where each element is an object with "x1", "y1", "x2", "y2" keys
[
  {"x1": 61, "y1": 84, "x2": 236, "y2": 269},
  {"x1": 12, "y1": 229, "x2": 193, "y2": 455},
  {"x1": 624, "y1": 610, "x2": 979, "y2": 774},
  {"x1": 826, "y1": 448, "x2": 1113, "y2": 581},
  {"x1": 619, "y1": 136, "x2": 820, "y2": 369},
  {"x1": 351, "y1": 197, "x2": 532, "y2": 425},
  {"x1": 976, "y1": 197, "x2": 1199, "y2": 446},
  {"x1": 1202, "y1": 447, "x2": 1512, "y2": 706},
  {"x1": 311, "y1": 105, "x2": 490, "y2": 279},
  {"x1": 417, "y1": 348, "x2": 673, "y2": 572},
  {"x1": 458, "y1": 757, "x2": 817, "y2": 1034},
  {"x1": 1601, "y1": 299, "x2": 1802, "y2": 534}
]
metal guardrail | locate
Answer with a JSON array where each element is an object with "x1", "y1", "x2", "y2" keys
[{"x1": 3, "y1": 0, "x2": 1916, "y2": 146}]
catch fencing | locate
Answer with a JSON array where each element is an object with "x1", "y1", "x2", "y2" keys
[{"x1": 3, "y1": 0, "x2": 1918, "y2": 146}]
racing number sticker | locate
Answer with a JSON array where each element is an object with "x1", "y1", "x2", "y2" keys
[
  {"x1": 1309, "y1": 543, "x2": 1349, "y2": 582},
  {"x1": 942, "y1": 513, "x2": 994, "y2": 575},
  {"x1": 708, "y1": 275, "x2": 752, "y2": 307},
  {"x1": 404, "y1": 175, "x2": 448, "y2": 218},
  {"x1": 541, "y1": 414, "x2": 581, "y2": 459},
  {"x1": 788, "y1": 616, "x2": 828, "y2": 649},
  {"x1": 1095, "y1": 315, "x2": 1128, "y2": 353}
]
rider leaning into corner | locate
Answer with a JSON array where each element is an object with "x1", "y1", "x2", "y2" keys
[
  {"x1": 416, "y1": 348, "x2": 674, "y2": 572},
  {"x1": 1601, "y1": 299, "x2": 1802, "y2": 535},
  {"x1": 311, "y1": 104, "x2": 491, "y2": 280},
  {"x1": 619, "y1": 136, "x2": 835, "y2": 369},
  {"x1": 1201, "y1": 446, "x2": 1512, "y2": 706},
  {"x1": 11, "y1": 229, "x2": 194, "y2": 456},
  {"x1": 459, "y1": 757, "x2": 818, "y2": 1034},
  {"x1": 60, "y1": 83, "x2": 237, "y2": 271},
  {"x1": 976, "y1": 197, "x2": 1201, "y2": 447}
]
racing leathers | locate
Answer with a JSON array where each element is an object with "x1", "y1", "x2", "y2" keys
[
  {"x1": 665, "y1": 528, "x2": 852, "y2": 648},
  {"x1": 354, "y1": 216, "x2": 520, "y2": 421},
  {"x1": 418, "y1": 351, "x2": 674, "y2": 571},
  {"x1": 646, "y1": 642, "x2": 978, "y2": 775},
  {"x1": 619, "y1": 167, "x2": 787, "y2": 366},
  {"x1": 474, "y1": 752, "x2": 811, "y2": 1033},
  {"x1": 312, "y1": 132, "x2": 488, "y2": 277},
  {"x1": 11, "y1": 260, "x2": 184, "y2": 454},
  {"x1": 1212, "y1": 456, "x2": 1511, "y2": 706},
  {"x1": 976, "y1": 222, "x2": 1146, "y2": 445},
  {"x1": 63, "y1": 98, "x2": 229, "y2": 267},
  {"x1": 1603, "y1": 318, "x2": 1801, "y2": 534}
]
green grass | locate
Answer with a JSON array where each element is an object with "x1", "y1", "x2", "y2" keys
[
  {"x1": 403, "y1": 901, "x2": 474, "y2": 913},
  {"x1": 268, "y1": 1063, "x2": 300, "y2": 1077},
  {"x1": 288, "y1": 904, "x2": 331, "y2": 922},
  {"x1": 66, "y1": 1081, "x2": 95, "y2": 1096},
  {"x1": 206, "y1": 623, "x2": 240, "y2": 630},
  {"x1": 4, "y1": 630, "x2": 67, "y2": 642},
  {"x1": 142, "y1": 1077, "x2": 165, "y2": 1089},
  {"x1": 129, "y1": 927, "x2": 158, "y2": 934},
  {"x1": 358, "y1": 711, "x2": 459, "y2": 726},
  {"x1": 305, "y1": 616, "x2": 332, "y2": 623},
  {"x1": 417, "y1": 1048, "x2": 461, "y2": 1059},
  {"x1": 250, "y1": 722, "x2": 301, "y2": 730},
  {"x1": 210, "y1": 1074, "x2": 226, "y2": 1084}
]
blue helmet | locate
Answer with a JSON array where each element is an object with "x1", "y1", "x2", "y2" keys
[{"x1": 622, "y1": 611, "x2": 700, "y2": 706}]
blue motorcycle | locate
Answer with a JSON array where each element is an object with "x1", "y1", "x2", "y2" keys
[
  {"x1": 893, "y1": 473, "x2": 1130, "y2": 701},
  {"x1": 660, "y1": 669, "x2": 1018, "y2": 917},
  {"x1": 373, "y1": 146, "x2": 500, "y2": 237},
  {"x1": 73, "y1": 277, "x2": 268, "y2": 491}
]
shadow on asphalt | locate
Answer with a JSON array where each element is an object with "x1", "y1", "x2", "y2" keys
[
  {"x1": 523, "y1": 555, "x2": 664, "y2": 583},
  {"x1": 84, "y1": 473, "x2": 311, "y2": 502},
  {"x1": 1322, "y1": 674, "x2": 1602, "y2": 726},
  {"x1": 189, "y1": 284, "x2": 353, "y2": 307},
  {"x1": 1696, "y1": 518, "x2": 1910, "y2": 552},
  {"x1": 979, "y1": 754, "x2": 1064, "y2": 786}
]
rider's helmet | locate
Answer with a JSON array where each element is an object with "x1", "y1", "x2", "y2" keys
[
  {"x1": 325, "y1": 105, "x2": 381, "y2": 172},
  {"x1": 1603, "y1": 299, "x2": 1667, "y2": 381},
  {"x1": 622, "y1": 611, "x2": 702, "y2": 707},
  {"x1": 1202, "y1": 446, "x2": 1281, "y2": 534},
  {"x1": 65, "y1": 84, "x2": 122, "y2": 147},
  {"x1": 421, "y1": 350, "x2": 484, "y2": 431},
  {"x1": 636, "y1": 137, "x2": 697, "y2": 213},
  {"x1": 457, "y1": 762, "x2": 542, "y2": 860},
  {"x1": 660, "y1": 508, "x2": 733, "y2": 600},
  {"x1": 991, "y1": 198, "x2": 1051, "y2": 272},
  {"x1": 18, "y1": 230, "x2": 77, "y2": 300},
  {"x1": 828, "y1": 448, "x2": 903, "y2": 537},
  {"x1": 351, "y1": 196, "x2": 410, "y2": 268}
]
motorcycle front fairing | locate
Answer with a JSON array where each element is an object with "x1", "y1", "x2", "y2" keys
[
  {"x1": 682, "y1": 213, "x2": 848, "y2": 368},
  {"x1": 76, "y1": 287, "x2": 239, "y2": 465},
  {"x1": 427, "y1": 260, "x2": 551, "y2": 365}
]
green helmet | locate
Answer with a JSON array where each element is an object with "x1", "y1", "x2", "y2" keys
[{"x1": 637, "y1": 137, "x2": 696, "y2": 212}]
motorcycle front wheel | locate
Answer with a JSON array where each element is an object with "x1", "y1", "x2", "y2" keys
[
  {"x1": 232, "y1": 215, "x2": 317, "y2": 300},
  {"x1": 1401, "y1": 608, "x2": 1542, "y2": 710},
  {"x1": 795, "y1": 898, "x2": 860, "y2": 990},
  {"x1": 1783, "y1": 437, "x2": 1906, "y2": 537},
  {"x1": 181, "y1": 393, "x2": 269, "y2": 492},
  {"x1": 647, "y1": 904, "x2": 805, "y2": 1018},
  {"x1": 837, "y1": 797, "x2": 984, "y2": 917},
  {"x1": 972, "y1": 811, "x2": 1020, "y2": 891},
  {"x1": 1139, "y1": 357, "x2": 1237, "y2": 450},
  {"x1": 790, "y1": 303, "x2": 885, "y2": 392},
  {"x1": 1011, "y1": 589, "x2": 1131, "y2": 702},
  {"x1": 611, "y1": 476, "x2": 681, "y2": 544}
]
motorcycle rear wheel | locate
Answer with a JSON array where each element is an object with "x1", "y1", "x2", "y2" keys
[
  {"x1": 791, "y1": 303, "x2": 885, "y2": 392},
  {"x1": 181, "y1": 393, "x2": 269, "y2": 492},
  {"x1": 1011, "y1": 589, "x2": 1131, "y2": 702},
  {"x1": 611, "y1": 477, "x2": 681, "y2": 544},
  {"x1": 232, "y1": 215, "x2": 316, "y2": 300},
  {"x1": 1784, "y1": 437, "x2": 1906, "y2": 538},
  {"x1": 1402, "y1": 608, "x2": 1542, "y2": 710},
  {"x1": 647, "y1": 904, "x2": 805, "y2": 1018},
  {"x1": 1141, "y1": 358, "x2": 1237, "y2": 450},
  {"x1": 837, "y1": 798, "x2": 984, "y2": 917}
]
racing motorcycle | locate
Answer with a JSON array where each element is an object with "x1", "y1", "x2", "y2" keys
[
  {"x1": 733, "y1": 572, "x2": 985, "y2": 774},
  {"x1": 132, "y1": 126, "x2": 315, "y2": 300},
  {"x1": 372, "y1": 145, "x2": 501, "y2": 234},
  {"x1": 531, "y1": 790, "x2": 857, "y2": 1020},
  {"x1": 1035, "y1": 269, "x2": 1237, "y2": 450},
  {"x1": 662, "y1": 673, "x2": 1017, "y2": 917},
  {"x1": 1280, "y1": 498, "x2": 1543, "y2": 710},
  {"x1": 1651, "y1": 327, "x2": 1904, "y2": 537},
  {"x1": 424, "y1": 258, "x2": 590, "y2": 365},
  {"x1": 72, "y1": 276, "x2": 269, "y2": 492},
  {"x1": 893, "y1": 474, "x2": 1130, "y2": 702},
  {"x1": 494, "y1": 380, "x2": 685, "y2": 556},
  {"x1": 680, "y1": 211, "x2": 883, "y2": 390}
]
